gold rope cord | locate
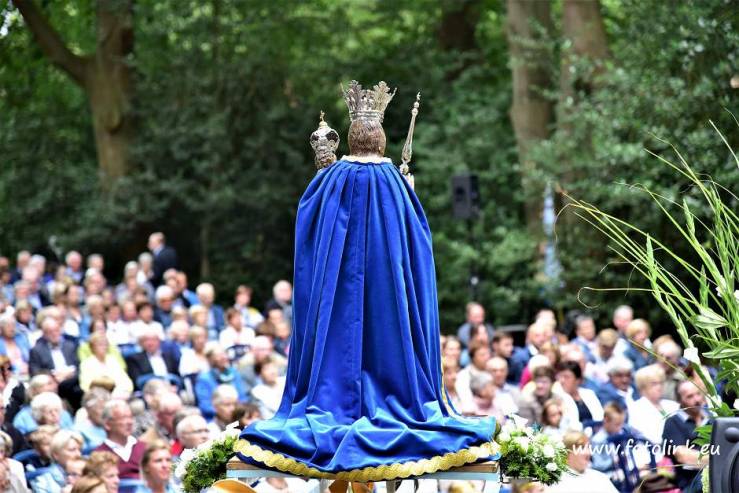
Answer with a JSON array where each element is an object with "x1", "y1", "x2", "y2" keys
[{"x1": 233, "y1": 438, "x2": 498, "y2": 482}]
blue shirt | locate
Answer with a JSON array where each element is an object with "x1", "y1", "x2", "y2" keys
[
  {"x1": 662, "y1": 409, "x2": 710, "y2": 489},
  {"x1": 75, "y1": 422, "x2": 107, "y2": 449},
  {"x1": 30, "y1": 463, "x2": 65, "y2": 493},
  {"x1": 12, "y1": 406, "x2": 75, "y2": 434},
  {"x1": 195, "y1": 367, "x2": 247, "y2": 419}
]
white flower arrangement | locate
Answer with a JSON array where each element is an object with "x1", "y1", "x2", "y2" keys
[
  {"x1": 177, "y1": 421, "x2": 241, "y2": 493},
  {"x1": 495, "y1": 415, "x2": 568, "y2": 486}
]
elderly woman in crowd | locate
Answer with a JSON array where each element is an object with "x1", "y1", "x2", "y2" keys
[
  {"x1": 623, "y1": 319, "x2": 653, "y2": 371},
  {"x1": 454, "y1": 341, "x2": 491, "y2": 409},
  {"x1": 13, "y1": 390, "x2": 74, "y2": 435},
  {"x1": 83, "y1": 451, "x2": 120, "y2": 493},
  {"x1": 166, "y1": 320, "x2": 190, "y2": 348},
  {"x1": 470, "y1": 372, "x2": 504, "y2": 421},
  {"x1": 135, "y1": 440, "x2": 177, "y2": 493},
  {"x1": 178, "y1": 326, "x2": 210, "y2": 376},
  {"x1": 0, "y1": 313, "x2": 29, "y2": 379},
  {"x1": 80, "y1": 295, "x2": 106, "y2": 338},
  {"x1": 79, "y1": 332, "x2": 133, "y2": 397},
  {"x1": 77, "y1": 319, "x2": 125, "y2": 365},
  {"x1": 196, "y1": 344, "x2": 247, "y2": 419},
  {"x1": 30, "y1": 430, "x2": 84, "y2": 492},
  {"x1": 628, "y1": 364, "x2": 679, "y2": 446}
]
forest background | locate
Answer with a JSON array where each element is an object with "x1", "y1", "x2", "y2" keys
[{"x1": 0, "y1": 0, "x2": 737, "y2": 333}]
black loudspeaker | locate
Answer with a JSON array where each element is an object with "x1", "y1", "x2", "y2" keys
[
  {"x1": 709, "y1": 417, "x2": 739, "y2": 493},
  {"x1": 451, "y1": 174, "x2": 480, "y2": 219}
]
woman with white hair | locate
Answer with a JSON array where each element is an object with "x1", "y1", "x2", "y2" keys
[
  {"x1": 628, "y1": 364, "x2": 679, "y2": 446},
  {"x1": 30, "y1": 430, "x2": 83, "y2": 493},
  {"x1": 11, "y1": 375, "x2": 73, "y2": 434},
  {"x1": 31, "y1": 392, "x2": 65, "y2": 428}
]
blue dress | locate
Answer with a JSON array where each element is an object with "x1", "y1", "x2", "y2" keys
[{"x1": 236, "y1": 157, "x2": 498, "y2": 481}]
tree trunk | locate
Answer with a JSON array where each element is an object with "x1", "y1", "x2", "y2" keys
[
  {"x1": 438, "y1": 0, "x2": 480, "y2": 79},
  {"x1": 506, "y1": 0, "x2": 555, "y2": 239},
  {"x1": 556, "y1": 0, "x2": 610, "y2": 292},
  {"x1": 559, "y1": 0, "x2": 609, "y2": 130},
  {"x1": 557, "y1": 0, "x2": 609, "y2": 196},
  {"x1": 15, "y1": 0, "x2": 134, "y2": 186},
  {"x1": 438, "y1": 0, "x2": 479, "y2": 52}
]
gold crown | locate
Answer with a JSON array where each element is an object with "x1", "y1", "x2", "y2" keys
[{"x1": 342, "y1": 80, "x2": 397, "y2": 123}]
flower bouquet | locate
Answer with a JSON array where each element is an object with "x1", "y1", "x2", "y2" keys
[
  {"x1": 496, "y1": 415, "x2": 568, "y2": 485},
  {"x1": 176, "y1": 422, "x2": 240, "y2": 493}
]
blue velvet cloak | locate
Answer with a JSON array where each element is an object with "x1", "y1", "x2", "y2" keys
[{"x1": 236, "y1": 157, "x2": 498, "y2": 481}]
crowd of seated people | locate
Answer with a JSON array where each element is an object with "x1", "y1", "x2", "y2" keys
[
  {"x1": 442, "y1": 302, "x2": 729, "y2": 493},
  {"x1": 0, "y1": 240, "x2": 730, "y2": 493},
  {"x1": 0, "y1": 237, "x2": 302, "y2": 492}
]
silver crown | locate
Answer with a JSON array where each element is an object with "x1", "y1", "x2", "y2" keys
[{"x1": 342, "y1": 80, "x2": 397, "y2": 123}]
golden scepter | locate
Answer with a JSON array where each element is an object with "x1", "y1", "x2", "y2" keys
[{"x1": 400, "y1": 92, "x2": 420, "y2": 189}]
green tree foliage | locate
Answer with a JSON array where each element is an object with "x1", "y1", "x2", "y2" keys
[
  {"x1": 0, "y1": 0, "x2": 736, "y2": 332},
  {"x1": 541, "y1": 0, "x2": 739, "y2": 326}
]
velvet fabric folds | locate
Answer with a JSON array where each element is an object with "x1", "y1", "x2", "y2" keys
[{"x1": 237, "y1": 157, "x2": 498, "y2": 480}]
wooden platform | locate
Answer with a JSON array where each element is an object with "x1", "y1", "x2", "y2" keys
[{"x1": 227, "y1": 458, "x2": 500, "y2": 492}]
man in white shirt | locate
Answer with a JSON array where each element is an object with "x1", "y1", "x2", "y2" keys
[{"x1": 548, "y1": 431, "x2": 619, "y2": 493}]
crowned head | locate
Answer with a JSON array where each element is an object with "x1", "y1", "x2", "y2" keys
[{"x1": 342, "y1": 80, "x2": 396, "y2": 157}]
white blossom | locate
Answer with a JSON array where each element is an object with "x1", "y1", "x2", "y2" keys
[
  {"x1": 174, "y1": 461, "x2": 187, "y2": 479},
  {"x1": 180, "y1": 449, "x2": 197, "y2": 463},
  {"x1": 543, "y1": 444, "x2": 556, "y2": 458},
  {"x1": 514, "y1": 437, "x2": 530, "y2": 451},
  {"x1": 545, "y1": 462, "x2": 558, "y2": 472},
  {"x1": 197, "y1": 439, "x2": 214, "y2": 453},
  {"x1": 497, "y1": 431, "x2": 511, "y2": 443}
]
